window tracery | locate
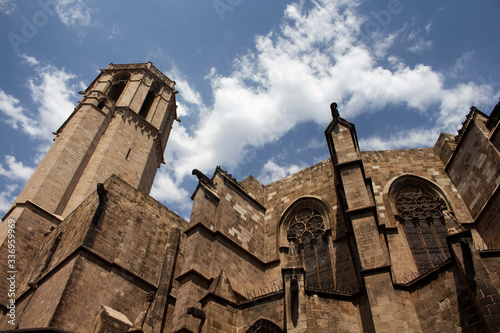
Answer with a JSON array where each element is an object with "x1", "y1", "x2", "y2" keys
[
  {"x1": 286, "y1": 207, "x2": 333, "y2": 290},
  {"x1": 395, "y1": 184, "x2": 450, "y2": 272},
  {"x1": 287, "y1": 208, "x2": 325, "y2": 243}
]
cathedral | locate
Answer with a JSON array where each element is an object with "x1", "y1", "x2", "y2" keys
[{"x1": 0, "y1": 62, "x2": 499, "y2": 332}]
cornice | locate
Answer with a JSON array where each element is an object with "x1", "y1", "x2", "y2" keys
[{"x1": 106, "y1": 62, "x2": 176, "y2": 90}]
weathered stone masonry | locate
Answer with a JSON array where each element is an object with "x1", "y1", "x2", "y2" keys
[{"x1": 1, "y1": 64, "x2": 500, "y2": 333}]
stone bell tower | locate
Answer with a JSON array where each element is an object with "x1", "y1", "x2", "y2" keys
[
  {"x1": 0, "y1": 63, "x2": 178, "y2": 300},
  {"x1": 15, "y1": 62, "x2": 178, "y2": 217}
]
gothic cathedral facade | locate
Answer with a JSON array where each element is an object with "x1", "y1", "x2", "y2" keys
[{"x1": 0, "y1": 63, "x2": 499, "y2": 332}]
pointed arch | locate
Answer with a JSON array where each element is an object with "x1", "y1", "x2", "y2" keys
[
  {"x1": 278, "y1": 196, "x2": 334, "y2": 291},
  {"x1": 246, "y1": 319, "x2": 283, "y2": 333},
  {"x1": 389, "y1": 175, "x2": 451, "y2": 272},
  {"x1": 107, "y1": 72, "x2": 131, "y2": 103},
  {"x1": 138, "y1": 80, "x2": 161, "y2": 119},
  {"x1": 277, "y1": 196, "x2": 332, "y2": 247}
]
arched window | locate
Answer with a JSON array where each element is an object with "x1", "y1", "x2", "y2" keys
[
  {"x1": 247, "y1": 319, "x2": 282, "y2": 333},
  {"x1": 394, "y1": 184, "x2": 450, "y2": 272},
  {"x1": 286, "y1": 206, "x2": 333, "y2": 291},
  {"x1": 107, "y1": 73, "x2": 130, "y2": 103},
  {"x1": 138, "y1": 81, "x2": 160, "y2": 119}
]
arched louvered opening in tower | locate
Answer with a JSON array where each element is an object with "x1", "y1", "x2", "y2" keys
[
  {"x1": 107, "y1": 72, "x2": 130, "y2": 103},
  {"x1": 138, "y1": 81, "x2": 160, "y2": 119}
]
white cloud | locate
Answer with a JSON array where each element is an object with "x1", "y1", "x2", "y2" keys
[
  {"x1": 425, "y1": 22, "x2": 432, "y2": 33},
  {"x1": 258, "y1": 160, "x2": 305, "y2": 185},
  {"x1": 28, "y1": 63, "x2": 78, "y2": 140},
  {"x1": 0, "y1": 56, "x2": 79, "y2": 142},
  {"x1": 359, "y1": 128, "x2": 440, "y2": 151},
  {"x1": 398, "y1": 19, "x2": 433, "y2": 54},
  {"x1": 55, "y1": 0, "x2": 92, "y2": 30},
  {"x1": 153, "y1": 0, "x2": 498, "y2": 205},
  {"x1": 450, "y1": 51, "x2": 475, "y2": 78},
  {"x1": 296, "y1": 138, "x2": 323, "y2": 153},
  {"x1": 359, "y1": 81, "x2": 495, "y2": 151},
  {"x1": 107, "y1": 24, "x2": 120, "y2": 40},
  {"x1": 20, "y1": 54, "x2": 39, "y2": 66},
  {"x1": 0, "y1": 0, "x2": 16, "y2": 14},
  {"x1": 406, "y1": 37, "x2": 433, "y2": 54},
  {"x1": 175, "y1": 103, "x2": 190, "y2": 118},
  {"x1": 150, "y1": 170, "x2": 192, "y2": 213},
  {"x1": 34, "y1": 143, "x2": 51, "y2": 164},
  {"x1": 0, "y1": 89, "x2": 39, "y2": 136},
  {"x1": 0, "y1": 184, "x2": 18, "y2": 214},
  {"x1": 169, "y1": 66, "x2": 203, "y2": 107},
  {"x1": 373, "y1": 32, "x2": 398, "y2": 58},
  {"x1": 0, "y1": 155, "x2": 35, "y2": 181}
]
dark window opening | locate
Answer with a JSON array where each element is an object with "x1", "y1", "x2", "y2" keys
[
  {"x1": 107, "y1": 73, "x2": 130, "y2": 103},
  {"x1": 287, "y1": 207, "x2": 334, "y2": 291},
  {"x1": 247, "y1": 319, "x2": 282, "y2": 333},
  {"x1": 395, "y1": 184, "x2": 450, "y2": 272},
  {"x1": 97, "y1": 100, "x2": 105, "y2": 110},
  {"x1": 108, "y1": 80, "x2": 127, "y2": 102},
  {"x1": 138, "y1": 89, "x2": 156, "y2": 118}
]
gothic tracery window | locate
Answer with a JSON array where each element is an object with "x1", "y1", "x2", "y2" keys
[
  {"x1": 395, "y1": 184, "x2": 450, "y2": 272},
  {"x1": 287, "y1": 207, "x2": 334, "y2": 290}
]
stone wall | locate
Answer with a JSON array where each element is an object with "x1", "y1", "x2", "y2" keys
[
  {"x1": 303, "y1": 295, "x2": 362, "y2": 332},
  {"x1": 0, "y1": 175, "x2": 187, "y2": 331},
  {"x1": 212, "y1": 171, "x2": 266, "y2": 260},
  {"x1": 361, "y1": 148, "x2": 472, "y2": 281},
  {"x1": 409, "y1": 266, "x2": 485, "y2": 332},
  {"x1": 446, "y1": 113, "x2": 500, "y2": 220},
  {"x1": 263, "y1": 159, "x2": 339, "y2": 260}
]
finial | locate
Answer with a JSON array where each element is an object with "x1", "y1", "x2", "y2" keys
[{"x1": 330, "y1": 102, "x2": 339, "y2": 119}]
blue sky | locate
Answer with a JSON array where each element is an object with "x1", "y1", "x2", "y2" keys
[{"x1": 0, "y1": 0, "x2": 499, "y2": 220}]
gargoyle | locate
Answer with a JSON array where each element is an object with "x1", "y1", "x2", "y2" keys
[{"x1": 192, "y1": 169, "x2": 215, "y2": 188}]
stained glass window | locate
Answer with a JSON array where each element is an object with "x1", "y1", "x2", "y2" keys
[{"x1": 395, "y1": 184, "x2": 450, "y2": 272}]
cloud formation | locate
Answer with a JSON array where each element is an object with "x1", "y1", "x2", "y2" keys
[
  {"x1": 0, "y1": 155, "x2": 35, "y2": 181},
  {"x1": 258, "y1": 160, "x2": 306, "y2": 185},
  {"x1": 0, "y1": 89, "x2": 37, "y2": 135},
  {"x1": 0, "y1": 184, "x2": 18, "y2": 214},
  {"x1": 2, "y1": 1, "x2": 498, "y2": 219},
  {"x1": 165, "y1": 0, "x2": 496, "y2": 175},
  {"x1": 55, "y1": 0, "x2": 92, "y2": 29},
  {"x1": 0, "y1": 156, "x2": 34, "y2": 213},
  {"x1": 0, "y1": 0, "x2": 16, "y2": 14},
  {"x1": 151, "y1": 0, "x2": 498, "y2": 216},
  {"x1": 0, "y1": 56, "x2": 79, "y2": 141}
]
